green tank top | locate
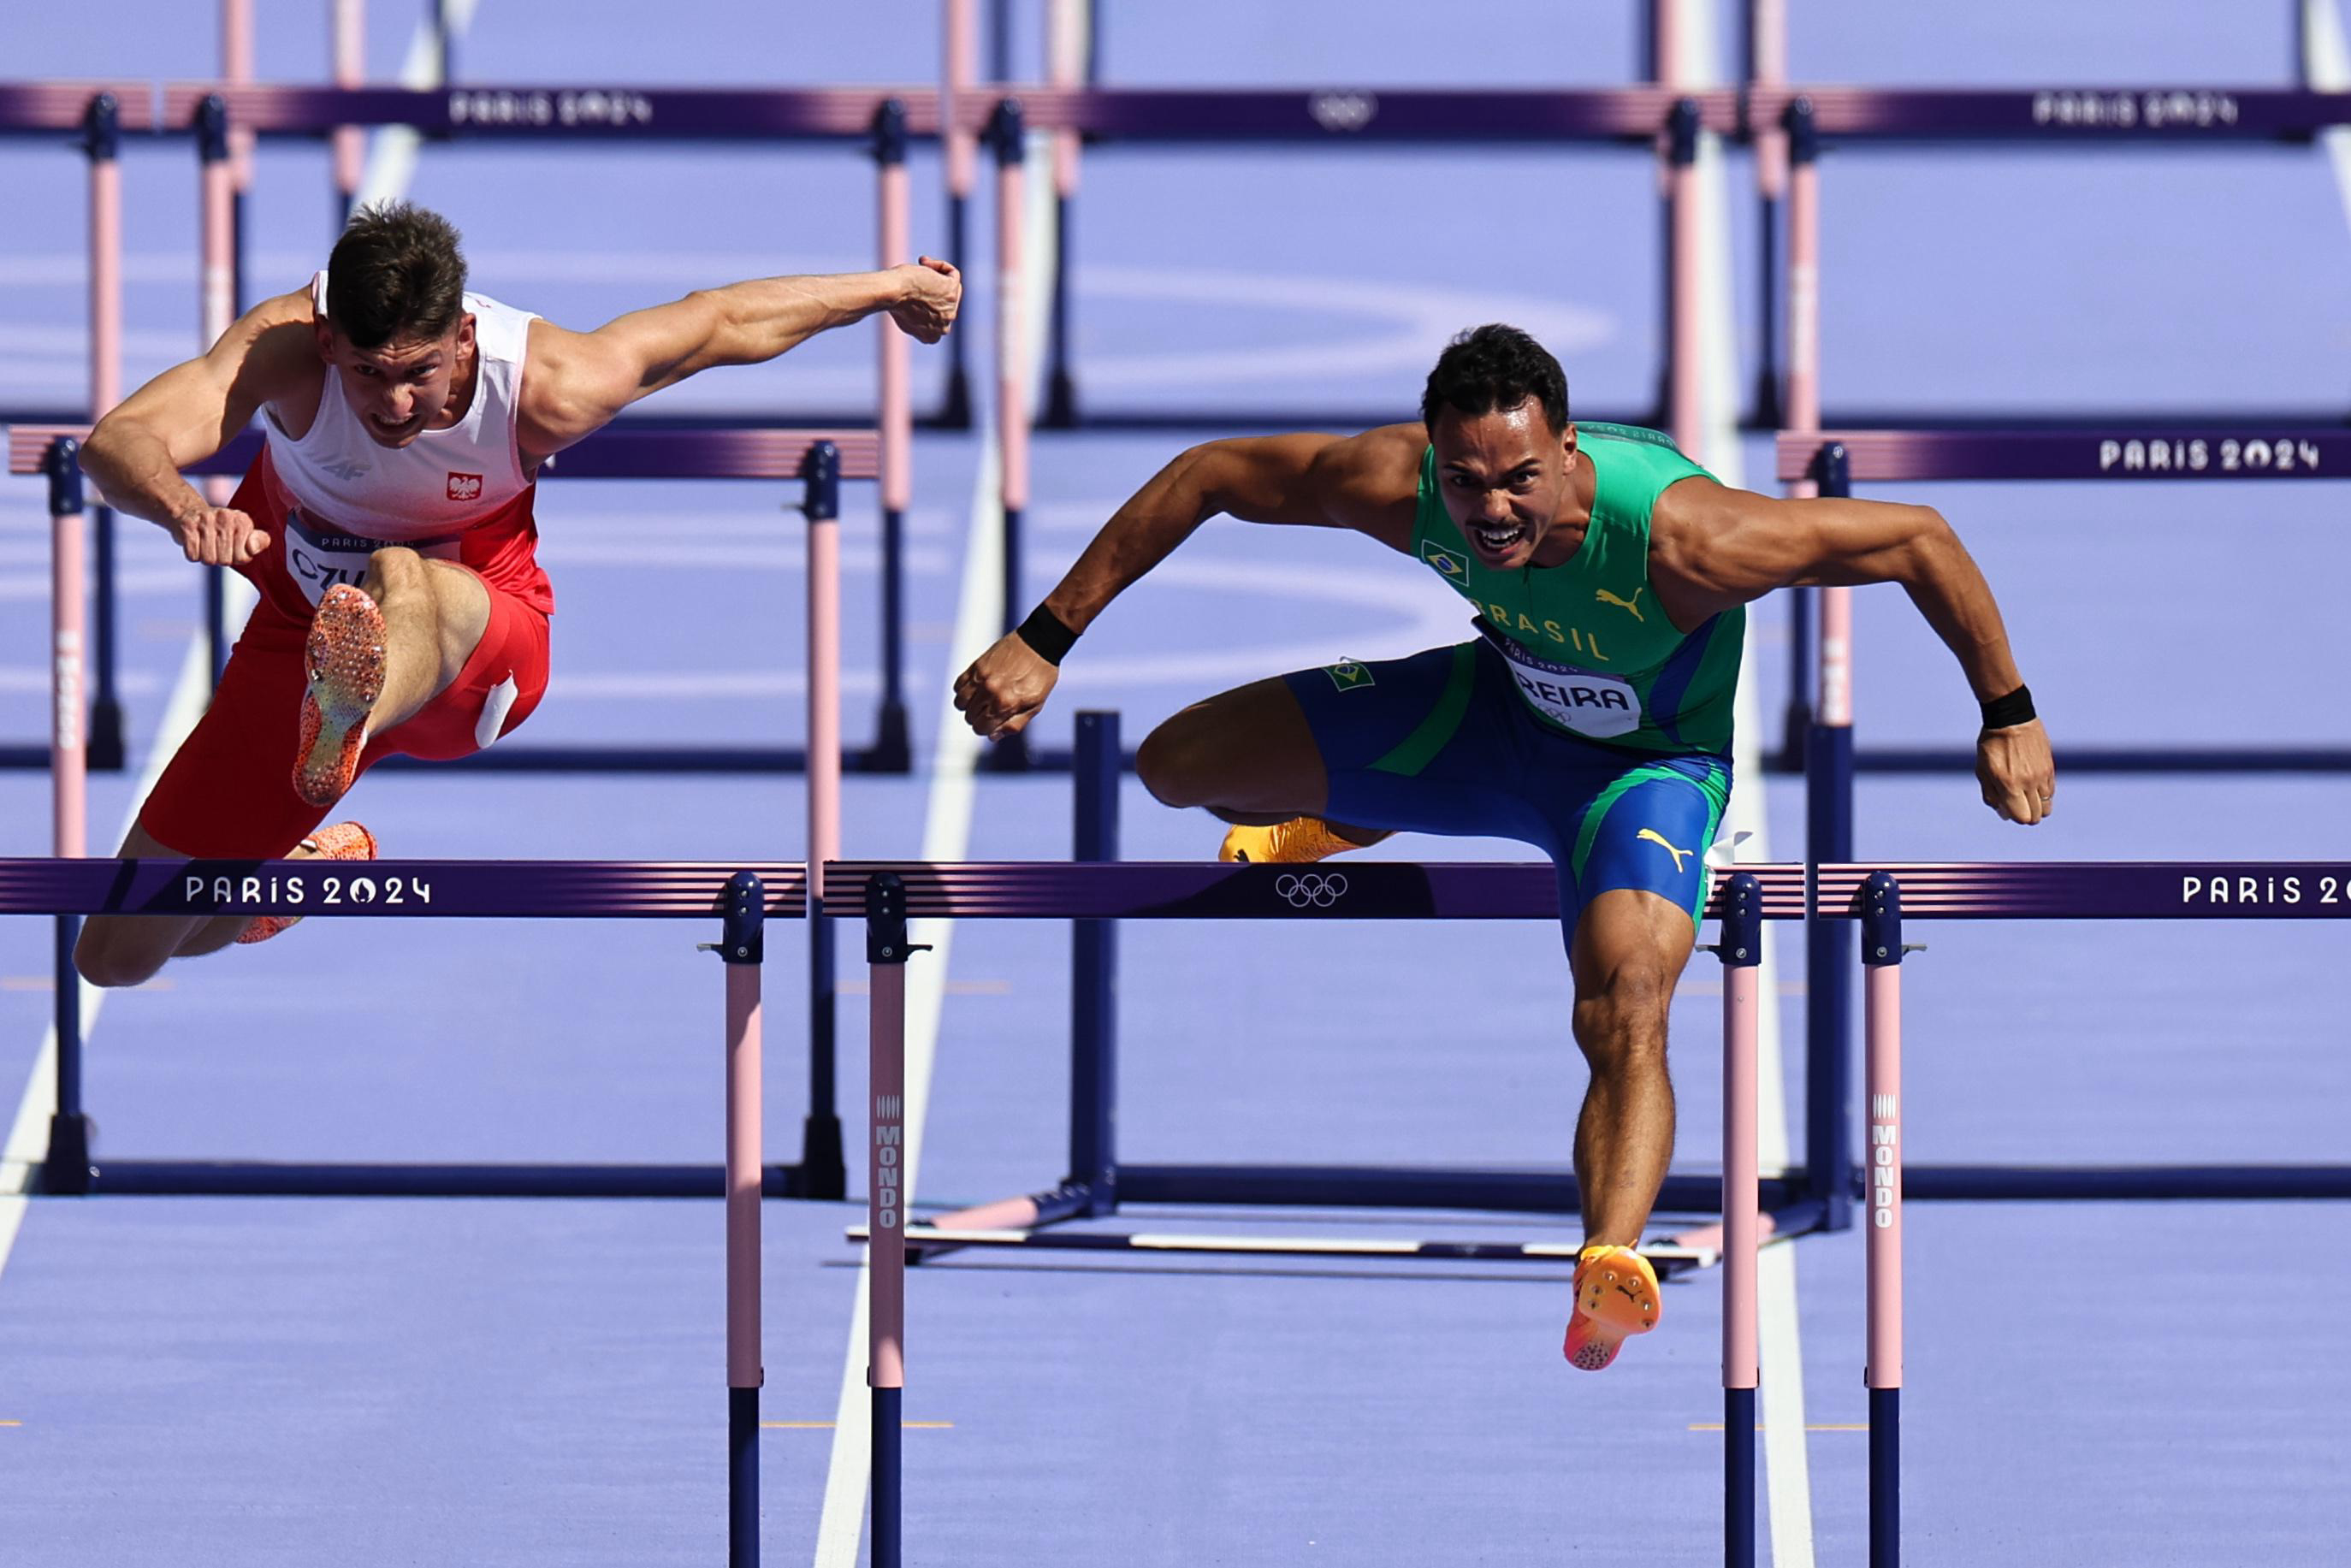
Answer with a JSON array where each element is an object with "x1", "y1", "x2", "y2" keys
[{"x1": 1411, "y1": 422, "x2": 1744, "y2": 757}]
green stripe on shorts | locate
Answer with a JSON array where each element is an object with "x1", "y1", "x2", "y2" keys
[
  {"x1": 1570, "y1": 759, "x2": 1731, "y2": 926},
  {"x1": 1368, "y1": 642, "x2": 1478, "y2": 778}
]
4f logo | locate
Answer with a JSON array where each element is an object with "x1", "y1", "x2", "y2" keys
[{"x1": 447, "y1": 472, "x2": 484, "y2": 502}]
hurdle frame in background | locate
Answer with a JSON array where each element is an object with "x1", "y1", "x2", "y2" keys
[
  {"x1": 844, "y1": 860, "x2": 1781, "y2": 1568},
  {"x1": 0, "y1": 83, "x2": 151, "y2": 774},
  {"x1": 902, "y1": 713, "x2": 1824, "y2": 1274},
  {"x1": 153, "y1": 71, "x2": 944, "y2": 774},
  {"x1": 844, "y1": 857, "x2": 2351, "y2": 1568},
  {"x1": 0, "y1": 856, "x2": 800, "y2": 1568},
  {"x1": 1778, "y1": 429, "x2": 2351, "y2": 1225},
  {"x1": 1761, "y1": 82, "x2": 2351, "y2": 779},
  {"x1": 12, "y1": 426, "x2": 870, "y2": 1201},
  {"x1": 974, "y1": 84, "x2": 1733, "y2": 772}
]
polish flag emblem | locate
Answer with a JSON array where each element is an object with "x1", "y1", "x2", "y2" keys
[{"x1": 447, "y1": 472, "x2": 483, "y2": 502}]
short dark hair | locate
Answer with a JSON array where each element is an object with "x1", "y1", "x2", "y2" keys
[
  {"x1": 326, "y1": 201, "x2": 467, "y2": 349},
  {"x1": 1420, "y1": 323, "x2": 1571, "y2": 435}
]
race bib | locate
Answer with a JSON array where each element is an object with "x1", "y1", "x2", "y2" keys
[
  {"x1": 281, "y1": 508, "x2": 462, "y2": 606},
  {"x1": 1490, "y1": 633, "x2": 1643, "y2": 739}
]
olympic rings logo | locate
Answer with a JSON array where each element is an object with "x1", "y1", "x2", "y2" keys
[
  {"x1": 1274, "y1": 873, "x2": 1349, "y2": 908},
  {"x1": 1309, "y1": 92, "x2": 1378, "y2": 133}
]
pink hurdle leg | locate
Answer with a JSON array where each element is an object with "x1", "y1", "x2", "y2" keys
[
  {"x1": 995, "y1": 99, "x2": 1030, "y2": 636},
  {"x1": 1718, "y1": 873, "x2": 1762, "y2": 1568},
  {"x1": 718, "y1": 874, "x2": 765, "y2": 1568},
  {"x1": 332, "y1": 0, "x2": 365, "y2": 219},
  {"x1": 939, "y1": 0, "x2": 978, "y2": 423},
  {"x1": 864, "y1": 873, "x2": 925, "y2": 1568},
  {"x1": 873, "y1": 119, "x2": 914, "y2": 765},
  {"x1": 1667, "y1": 97, "x2": 1705, "y2": 462},
  {"x1": 1861, "y1": 873, "x2": 1905, "y2": 1568}
]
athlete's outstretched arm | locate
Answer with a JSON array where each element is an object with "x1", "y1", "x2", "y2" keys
[
  {"x1": 1649, "y1": 479, "x2": 2056, "y2": 824},
  {"x1": 80, "y1": 290, "x2": 317, "y2": 565},
  {"x1": 951, "y1": 429, "x2": 1416, "y2": 741},
  {"x1": 517, "y1": 260, "x2": 961, "y2": 453}
]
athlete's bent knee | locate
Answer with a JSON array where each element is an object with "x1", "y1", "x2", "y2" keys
[
  {"x1": 74, "y1": 920, "x2": 165, "y2": 990},
  {"x1": 361, "y1": 546, "x2": 425, "y2": 601},
  {"x1": 1135, "y1": 713, "x2": 1222, "y2": 809}
]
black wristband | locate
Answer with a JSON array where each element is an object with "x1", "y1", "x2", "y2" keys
[
  {"x1": 1979, "y1": 683, "x2": 2035, "y2": 730},
  {"x1": 1015, "y1": 604, "x2": 1080, "y2": 666}
]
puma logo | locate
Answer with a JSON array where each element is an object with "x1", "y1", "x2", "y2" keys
[
  {"x1": 1637, "y1": 828, "x2": 1694, "y2": 873},
  {"x1": 1595, "y1": 586, "x2": 1645, "y2": 622}
]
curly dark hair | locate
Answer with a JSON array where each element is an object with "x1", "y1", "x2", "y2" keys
[
  {"x1": 326, "y1": 201, "x2": 468, "y2": 349},
  {"x1": 1419, "y1": 323, "x2": 1571, "y2": 435}
]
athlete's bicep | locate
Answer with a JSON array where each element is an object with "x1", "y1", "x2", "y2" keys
[
  {"x1": 1655, "y1": 482, "x2": 1943, "y2": 612},
  {"x1": 95, "y1": 298, "x2": 312, "y2": 467},
  {"x1": 1197, "y1": 426, "x2": 1418, "y2": 549},
  {"x1": 519, "y1": 300, "x2": 720, "y2": 448}
]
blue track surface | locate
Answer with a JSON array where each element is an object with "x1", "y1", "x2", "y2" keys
[{"x1": 4, "y1": 3, "x2": 2350, "y2": 1564}]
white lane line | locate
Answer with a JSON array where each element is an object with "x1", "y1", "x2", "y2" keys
[
  {"x1": 2302, "y1": 0, "x2": 2351, "y2": 224},
  {"x1": 0, "y1": 629, "x2": 210, "y2": 1220},
  {"x1": 809, "y1": 113, "x2": 1064, "y2": 1568},
  {"x1": 2, "y1": 0, "x2": 459, "y2": 1259},
  {"x1": 354, "y1": 0, "x2": 477, "y2": 209},
  {"x1": 1680, "y1": 0, "x2": 1819, "y2": 1559}
]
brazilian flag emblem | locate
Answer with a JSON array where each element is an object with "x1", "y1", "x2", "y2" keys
[
  {"x1": 1324, "y1": 659, "x2": 1376, "y2": 692},
  {"x1": 1420, "y1": 541, "x2": 1472, "y2": 582}
]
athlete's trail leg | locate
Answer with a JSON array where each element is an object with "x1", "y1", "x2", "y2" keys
[
  {"x1": 1135, "y1": 678, "x2": 1389, "y2": 843},
  {"x1": 75, "y1": 824, "x2": 345, "y2": 987},
  {"x1": 1568, "y1": 887, "x2": 1699, "y2": 1246}
]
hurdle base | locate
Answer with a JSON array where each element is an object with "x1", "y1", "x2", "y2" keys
[
  {"x1": 369, "y1": 743, "x2": 911, "y2": 775},
  {"x1": 1726, "y1": 1384, "x2": 1757, "y2": 1568},
  {"x1": 1042, "y1": 369, "x2": 1080, "y2": 429},
  {"x1": 1113, "y1": 1163, "x2": 1803, "y2": 1216},
  {"x1": 1899, "y1": 1163, "x2": 2351, "y2": 1201},
  {"x1": 729, "y1": 1386, "x2": 759, "y2": 1568},
  {"x1": 86, "y1": 700, "x2": 126, "y2": 772},
  {"x1": 864, "y1": 701, "x2": 914, "y2": 776},
  {"x1": 792, "y1": 1113, "x2": 849, "y2": 1201},
  {"x1": 41, "y1": 1114, "x2": 95, "y2": 1195},
  {"x1": 1761, "y1": 743, "x2": 2351, "y2": 775},
  {"x1": 978, "y1": 731, "x2": 1032, "y2": 772},
  {"x1": 66, "y1": 1159, "x2": 826, "y2": 1198},
  {"x1": 933, "y1": 367, "x2": 974, "y2": 431}
]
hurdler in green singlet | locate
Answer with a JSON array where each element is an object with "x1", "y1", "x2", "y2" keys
[{"x1": 1410, "y1": 422, "x2": 1744, "y2": 758}]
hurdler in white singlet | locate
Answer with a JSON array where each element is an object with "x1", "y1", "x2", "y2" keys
[{"x1": 261, "y1": 272, "x2": 541, "y2": 606}]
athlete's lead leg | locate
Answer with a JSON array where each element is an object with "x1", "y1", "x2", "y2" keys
[
  {"x1": 295, "y1": 548, "x2": 489, "y2": 808},
  {"x1": 1135, "y1": 677, "x2": 1391, "y2": 844}
]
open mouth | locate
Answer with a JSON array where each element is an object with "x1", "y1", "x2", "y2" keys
[
  {"x1": 369, "y1": 411, "x2": 421, "y2": 440},
  {"x1": 1472, "y1": 523, "x2": 1527, "y2": 557}
]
